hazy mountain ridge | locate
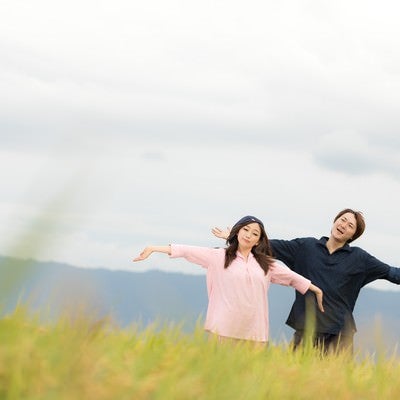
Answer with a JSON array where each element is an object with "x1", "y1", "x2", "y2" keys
[{"x1": 1, "y1": 255, "x2": 399, "y2": 353}]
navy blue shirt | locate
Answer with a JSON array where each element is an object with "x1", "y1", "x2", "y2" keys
[{"x1": 270, "y1": 237, "x2": 400, "y2": 335}]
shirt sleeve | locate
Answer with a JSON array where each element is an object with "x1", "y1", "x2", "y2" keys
[
  {"x1": 170, "y1": 244, "x2": 217, "y2": 269},
  {"x1": 387, "y1": 267, "x2": 400, "y2": 284},
  {"x1": 362, "y1": 249, "x2": 400, "y2": 286},
  {"x1": 269, "y1": 261, "x2": 311, "y2": 294},
  {"x1": 270, "y1": 238, "x2": 303, "y2": 269}
]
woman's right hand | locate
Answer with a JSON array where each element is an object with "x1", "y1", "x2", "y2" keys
[
  {"x1": 133, "y1": 246, "x2": 153, "y2": 262},
  {"x1": 133, "y1": 245, "x2": 171, "y2": 262}
]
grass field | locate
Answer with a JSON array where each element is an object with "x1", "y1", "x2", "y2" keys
[{"x1": 1, "y1": 306, "x2": 400, "y2": 400}]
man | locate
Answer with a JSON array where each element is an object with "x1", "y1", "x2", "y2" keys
[{"x1": 212, "y1": 209, "x2": 400, "y2": 353}]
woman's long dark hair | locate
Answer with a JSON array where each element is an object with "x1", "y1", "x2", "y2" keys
[{"x1": 224, "y1": 221, "x2": 274, "y2": 274}]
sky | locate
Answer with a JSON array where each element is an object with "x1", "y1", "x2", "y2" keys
[{"x1": 1, "y1": 0, "x2": 400, "y2": 291}]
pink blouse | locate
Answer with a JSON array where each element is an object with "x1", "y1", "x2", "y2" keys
[{"x1": 170, "y1": 244, "x2": 311, "y2": 342}]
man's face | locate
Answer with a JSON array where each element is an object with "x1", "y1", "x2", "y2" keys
[{"x1": 331, "y1": 212, "x2": 357, "y2": 243}]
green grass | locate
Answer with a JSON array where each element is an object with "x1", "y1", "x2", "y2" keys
[{"x1": 1, "y1": 306, "x2": 400, "y2": 399}]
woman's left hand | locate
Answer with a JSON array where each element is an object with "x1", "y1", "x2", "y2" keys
[{"x1": 309, "y1": 284, "x2": 324, "y2": 313}]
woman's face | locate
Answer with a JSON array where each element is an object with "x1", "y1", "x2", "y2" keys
[{"x1": 237, "y1": 222, "x2": 261, "y2": 249}]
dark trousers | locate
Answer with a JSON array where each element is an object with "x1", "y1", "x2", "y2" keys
[{"x1": 292, "y1": 330, "x2": 354, "y2": 355}]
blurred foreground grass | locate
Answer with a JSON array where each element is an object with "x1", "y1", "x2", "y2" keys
[{"x1": 1, "y1": 306, "x2": 400, "y2": 400}]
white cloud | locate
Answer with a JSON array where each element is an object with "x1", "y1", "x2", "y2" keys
[
  {"x1": 1, "y1": 1, "x2": 400, "y2": 293},
  {"x1": 313, "y1": 131, "x2": 400, "y2": 179}
]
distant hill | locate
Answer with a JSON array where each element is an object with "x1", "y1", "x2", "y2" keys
[{"x1": 1, "y1": 255, "x2": 399, "y2": 355}]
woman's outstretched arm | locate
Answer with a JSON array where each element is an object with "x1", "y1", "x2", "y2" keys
[{"x1": 133, "y1": 245, "x2": 171, "y2": 262}]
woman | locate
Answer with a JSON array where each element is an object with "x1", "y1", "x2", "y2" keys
[{"x1": 133, "y1": 215, "x2": 324, "y2": 344}]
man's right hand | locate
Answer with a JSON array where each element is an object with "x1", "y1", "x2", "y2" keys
[{"x1": 211, "y1": 227, "x2": 231, "y2": 240}]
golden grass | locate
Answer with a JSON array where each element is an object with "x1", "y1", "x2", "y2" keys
[{"x1": 1, "y1": 306, "x2": 400, "y2": 400}]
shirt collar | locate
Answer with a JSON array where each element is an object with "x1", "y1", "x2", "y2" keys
[
  {"x1": 318, "y1": 236, "x2": 352, "y2": 252},
  {"x1": 236, "y1": 250, "x2": 255, "y2": 260}
]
